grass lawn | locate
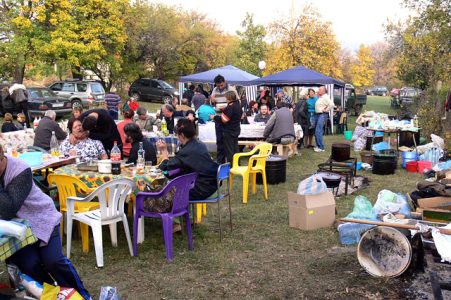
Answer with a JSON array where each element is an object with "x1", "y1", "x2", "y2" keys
[{"x1": 67, "y1": 96, "x2": 424, "y2": 298}]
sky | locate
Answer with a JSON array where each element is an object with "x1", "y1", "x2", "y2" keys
[{"x1": 148, "y1": 0, "x2": 412, "y2": 51}]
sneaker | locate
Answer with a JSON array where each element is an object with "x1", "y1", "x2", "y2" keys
[{"x1": 314, "y1": 148, "x2": 325, "y2": 152}]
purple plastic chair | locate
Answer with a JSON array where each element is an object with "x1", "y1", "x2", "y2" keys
[{"x1": 133, "y1": 173, "x2": 197, "y2": 261}]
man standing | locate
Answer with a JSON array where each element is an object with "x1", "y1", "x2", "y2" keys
[
  {"x1": 191, "y1": 86, "x2": 206, "y2": 111},
  {"x1": 254, "y1": 105, "x2": 271, "y2": 124},
  {"x1": 263, "y1": 102, "x2": 295, "y2": 144},
  {"x1": 9, "y1": 82, "x2": 30, "y2": 127},
  {"x1": 182, "y1": 84, "x2": 195, "y2": 106},
  {"x1": 34, "y1": 110, "x2": 67, "y2": 150},
  {"x1": 210, "y1": 75, "x2": 240, "y2": 164},
  {"x1": 314, "y1": 86, "x2": 335, "y2": 152},
  {"x1": 104, "y1": 87, "x2": 122, "y2": 120}
]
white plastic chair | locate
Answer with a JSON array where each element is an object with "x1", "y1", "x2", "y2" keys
[{"x1": 66, "y1": 178, "x2": 135, "y2": 267}]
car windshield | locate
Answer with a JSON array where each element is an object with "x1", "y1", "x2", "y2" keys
[
  {"x1": 158, "y1": 80, "x2": 174, "y2": 89},
  {"x1": 401, "y1": 90, "x2": 417, "y2": 97},
  {"x1": 90, "y1": 83, "x2": 104, "y2": 93},
  {"x1": 29, "y1": 89, "x2": 56, "y2": 98}
]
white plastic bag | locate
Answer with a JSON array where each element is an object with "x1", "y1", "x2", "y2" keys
[
  {"x1": 432, "y1": 224, "x2": 451, "y2": 263},
  {"x1": 297, "y1": 175, "x2": 328, "y2": 195},
  {"x1": 0, "y1": 219, "x2": 27, "y2": 239},
  {"x1": 373, "y1": 189, "x2": 402, "y2": 215}
]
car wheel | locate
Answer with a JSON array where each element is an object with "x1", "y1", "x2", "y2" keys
[
  {"x1": 71, "y1": 100, "x2": 82, "y2": 109},
  {"x1": 162, "y1": 96, "x2": 172, "y2": 104},
  {"x1": 132, "y1": 93, "x2": 140, "y2": 101}
]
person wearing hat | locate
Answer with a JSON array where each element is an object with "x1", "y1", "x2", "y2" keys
[
  {"x1": 104, "y1": 87, "x2": 122, "y2": 120},
  {"x1": 275, "y1": 88, "x2": 292, "y2": 105},
  {"x1": 134, "y1": 107, "x2": 161, "y2": 132}
]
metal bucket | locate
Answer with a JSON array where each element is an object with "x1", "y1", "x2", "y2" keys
[{"x1": 357, "y1": 226, "x2": 412, "y2": 278}]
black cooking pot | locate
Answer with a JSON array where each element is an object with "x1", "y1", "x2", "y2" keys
[
  {"x1": 331, "y1": 143, "x2": 351, "y2": 161},
  {"x1": 317, "y1": 172, "x2": 342, "y2": 188}
]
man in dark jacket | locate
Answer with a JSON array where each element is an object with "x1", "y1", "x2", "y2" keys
[
  {"x1": 33, "y1": 110, "x2": 67, "y2": 150},
  {"x1": 80, "y1": 108, "x2": 122, "y2": 152},
  {"x1": 254, "y1": 105, "x2": 271, "y2": 124},
  {"x1": 182, "y1": 84, "x2": 195, "y2": 106},
  {"x1": 264, "y1": 102, "x2": 295, "y2": 144},
  {"x1": 294, "y1": 96, "x2": 309, "y2": 148},
  {"x1": 9, "y1": 83, "x2": 30, "y2": 127}
]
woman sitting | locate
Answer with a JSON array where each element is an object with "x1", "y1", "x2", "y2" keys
[
  {"x1": 123, "y1": 123, "x2": 157, "y2": 165},
  {"x1": 1, "y1": 113, "x2": 18, "y2": 133},
  {"x1": 157, "y1": 118, "x2": 218, "y2": 201},
  {"x1": 59, "y1": 118, "x2": 108, "y2": 161},
  {"x1": 0, "y1": 145, "x2": 90, "y2": 298}
]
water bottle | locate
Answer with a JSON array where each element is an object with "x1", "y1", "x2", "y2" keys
[
  {"x1": 136, "y1": 142, "x2": 145, "y2": 174},
  {"x1": 50, "y1": 131, "x2": 59, "y2": 156}
]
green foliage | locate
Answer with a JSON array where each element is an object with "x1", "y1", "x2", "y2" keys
[
  {"x1": 235, "y1": 13, "x2": 267, "y2": 77},
  {"x1": 386, "y1": 0, "x2": 450, "y2": 89}
]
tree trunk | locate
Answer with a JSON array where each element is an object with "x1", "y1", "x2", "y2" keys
[{"x1": 13, "y1": 64, "x2": 25, "y2": 84}]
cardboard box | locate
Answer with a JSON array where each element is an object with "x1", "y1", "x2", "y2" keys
[
  {"x1": 417, "y1": 197, "x2": 451, "y2": 210},
  {"x1": 287, "y1": 191, "x2": 336, "y2": 230}
]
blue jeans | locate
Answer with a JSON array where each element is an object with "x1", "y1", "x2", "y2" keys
[
  {"x1": 315, "y1": 113, "x2": 328, "y2": 150},
  {"x1": 7, "y1": 226, "x2": 91, "y2": 299}
]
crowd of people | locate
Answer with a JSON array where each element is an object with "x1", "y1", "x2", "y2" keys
[{"x1": 0, "y1": 75, "x2": 343, "y2": 298}]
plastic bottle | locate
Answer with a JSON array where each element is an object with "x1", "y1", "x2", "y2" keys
[
  {"x1": 50, "y1": 131, "x2": 59, "y2": 156},
  {"x1": 161, "y1": 118, "x2": 167, "y2": 134},
  {"x1": 33, "y1": 117, "x2": 39, "y2": 130},
  {"x1": 110, "y1": 141, "x2": 121, "y2": 162},
  {"x1": 136, "y1": 142, "x2": 145, "y2": 174}
]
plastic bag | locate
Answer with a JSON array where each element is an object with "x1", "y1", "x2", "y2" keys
[
  {"x1": 346, "y1": 195, "x2": 377, "y2": 220},
  {"x1": 100, "y1": 286, "x2": 120, "y2": 300},
  {"x1": 396, "y1": 193, "x2": 412, "y2": 218},
  {"x1": 432, "y1": 224, "x2": 451, "y2": 263},
  {"x1": 297, "y1": 175, "x2": 328, "y2": 195},
  {"x1": 373, "y1": 189, "x2": 401, "y2": 215},
  {"x1": 41, "y1": 283, "x2": 83, "y2": 300},
  {"x1": 0, "y1": 219, "x2": 27, "y2": 239},
  {"x1": 338, "y1": 223, "x2": 374, "y2": 245}
]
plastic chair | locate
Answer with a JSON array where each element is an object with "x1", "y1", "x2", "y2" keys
[
  {"x1": 47, "y1": 174, "x2": 98, "y2": 254},
  {"x1": 229, "y1": 143, "x2": 272, "y2": 204},
  {"x1": 133, "y1": 173, "x2": 197, "y2": 261},
  {"x1": 190, "y1": 163, "x2": 232, "y2": 241},
  {"x1": 66, "y1": 178, "x2": 135, "y2": 267}
]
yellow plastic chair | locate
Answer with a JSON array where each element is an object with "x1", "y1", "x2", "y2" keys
[
  {"x1": 47, "y1": 174, "x2": 99, "y2": 254},
  {"x1": 229, "y1": 143, "x2": 273, "y2": 204}
]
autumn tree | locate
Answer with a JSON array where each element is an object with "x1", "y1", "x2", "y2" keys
[
  {"x1": 369, "y1": 41, "x2": 400, "y2": 88},
  {"x1": 235, "y1": 13, "x2": 267, "y2": 76},
  {"x1": 338, "y1": 48, "x2": 353, "y2": 84},
  {"x1": 265, "y1": 5, "x2": 342, "y2": 79},
  {"x1": 350, "y1": 45, "x2": 374, "y2": 87}
]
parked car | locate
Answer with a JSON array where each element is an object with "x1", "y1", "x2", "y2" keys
[
  {"x1": 334, "y1": 84, "x2": 367, "y2": 116},
  {"x1": 0, "y1": 87, "x2": 72, "y2": 118},
  {"x1": 366, "y1": 86, "x2": 388, "y2": 96},
  {"x1": 27, "y1": 87, "x2": 72, "y2": 117},
  {"x1": 49, "y1": 79, "x2": 105, "y2": 109},
  {"x1": 128, "y1": 78, "x2": 179, "y2": 103},
  {"x1": 391, "y1": 87, "x2": 420, "y2": 107}
]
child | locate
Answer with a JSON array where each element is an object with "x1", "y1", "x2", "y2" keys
[
  {"x1": 15, "y1": 113, "x2": 26, "y2": 130},
  {"x1": 2, "y1": 113, "x2": 19, "y2": 132},
  {"x1": 212, "y1": 91, "x2": 242, "y2": 165},
  {"x1": 72, "y1": 105, "x2": 83, "y2": 119}
]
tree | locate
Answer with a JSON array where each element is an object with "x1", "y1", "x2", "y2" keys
[
  {"x1": 369, "y1": 41, "x2": 400, "y2": 88},
  {"x1": 386, "y1": 0, "x2": 450, "y2": 89},
  {"x1": 265, "y1": 5, "x2": 342, "y2": 79},
  {"x1": 350, "y1": 45, "x2": 374, "y2": 87},
  {"x1": 338, "y1": 48, "x2": 353, "y2": 84},
  {"x1": 235, "y1": 13, "x2": 267, "y2": 76}
]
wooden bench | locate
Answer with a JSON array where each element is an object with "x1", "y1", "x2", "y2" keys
[{"x1": 274, "y1": 143, "x2": 298, "y2": 157}]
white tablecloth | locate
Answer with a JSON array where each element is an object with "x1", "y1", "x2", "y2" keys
[
  {"x1": 0, "y1": 130, "x2": 35, "y2": 149},
  {"x1": 198, "y1": 123, "x2": 303, "y2": 151}
]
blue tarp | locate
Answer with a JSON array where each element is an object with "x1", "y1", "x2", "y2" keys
[
  {"x1": 179, "y1": 65, "x2": 259, "y2": 85},
  {"x1": 247, "y1": 65, "x2": 345, "y2": 87}
]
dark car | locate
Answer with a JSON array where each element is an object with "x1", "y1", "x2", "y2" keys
[
  {"x1": 128, "y1": 78, "x2": 179, "y2": 103},
  {"x1": 366, "y1": 86, "x2": 388, "y2": 96},
  {"x1": 27, "y1": 87, "x2": 72, "y2": 117}
]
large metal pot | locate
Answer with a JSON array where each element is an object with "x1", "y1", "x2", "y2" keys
[
  {"x1": 316, "y1": 172, "x2": 342, "y2": 189},
  {"x1": 331, "y1": 143, "x2": 351, "y2": 161}
]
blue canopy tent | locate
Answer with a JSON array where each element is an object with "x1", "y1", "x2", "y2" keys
[
  {"x1": 247, "y1": 65, "x2": 346, "y2": 132},
  {"x1": 178, "y1": 65, "x2": 260, "y2": 102}
]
